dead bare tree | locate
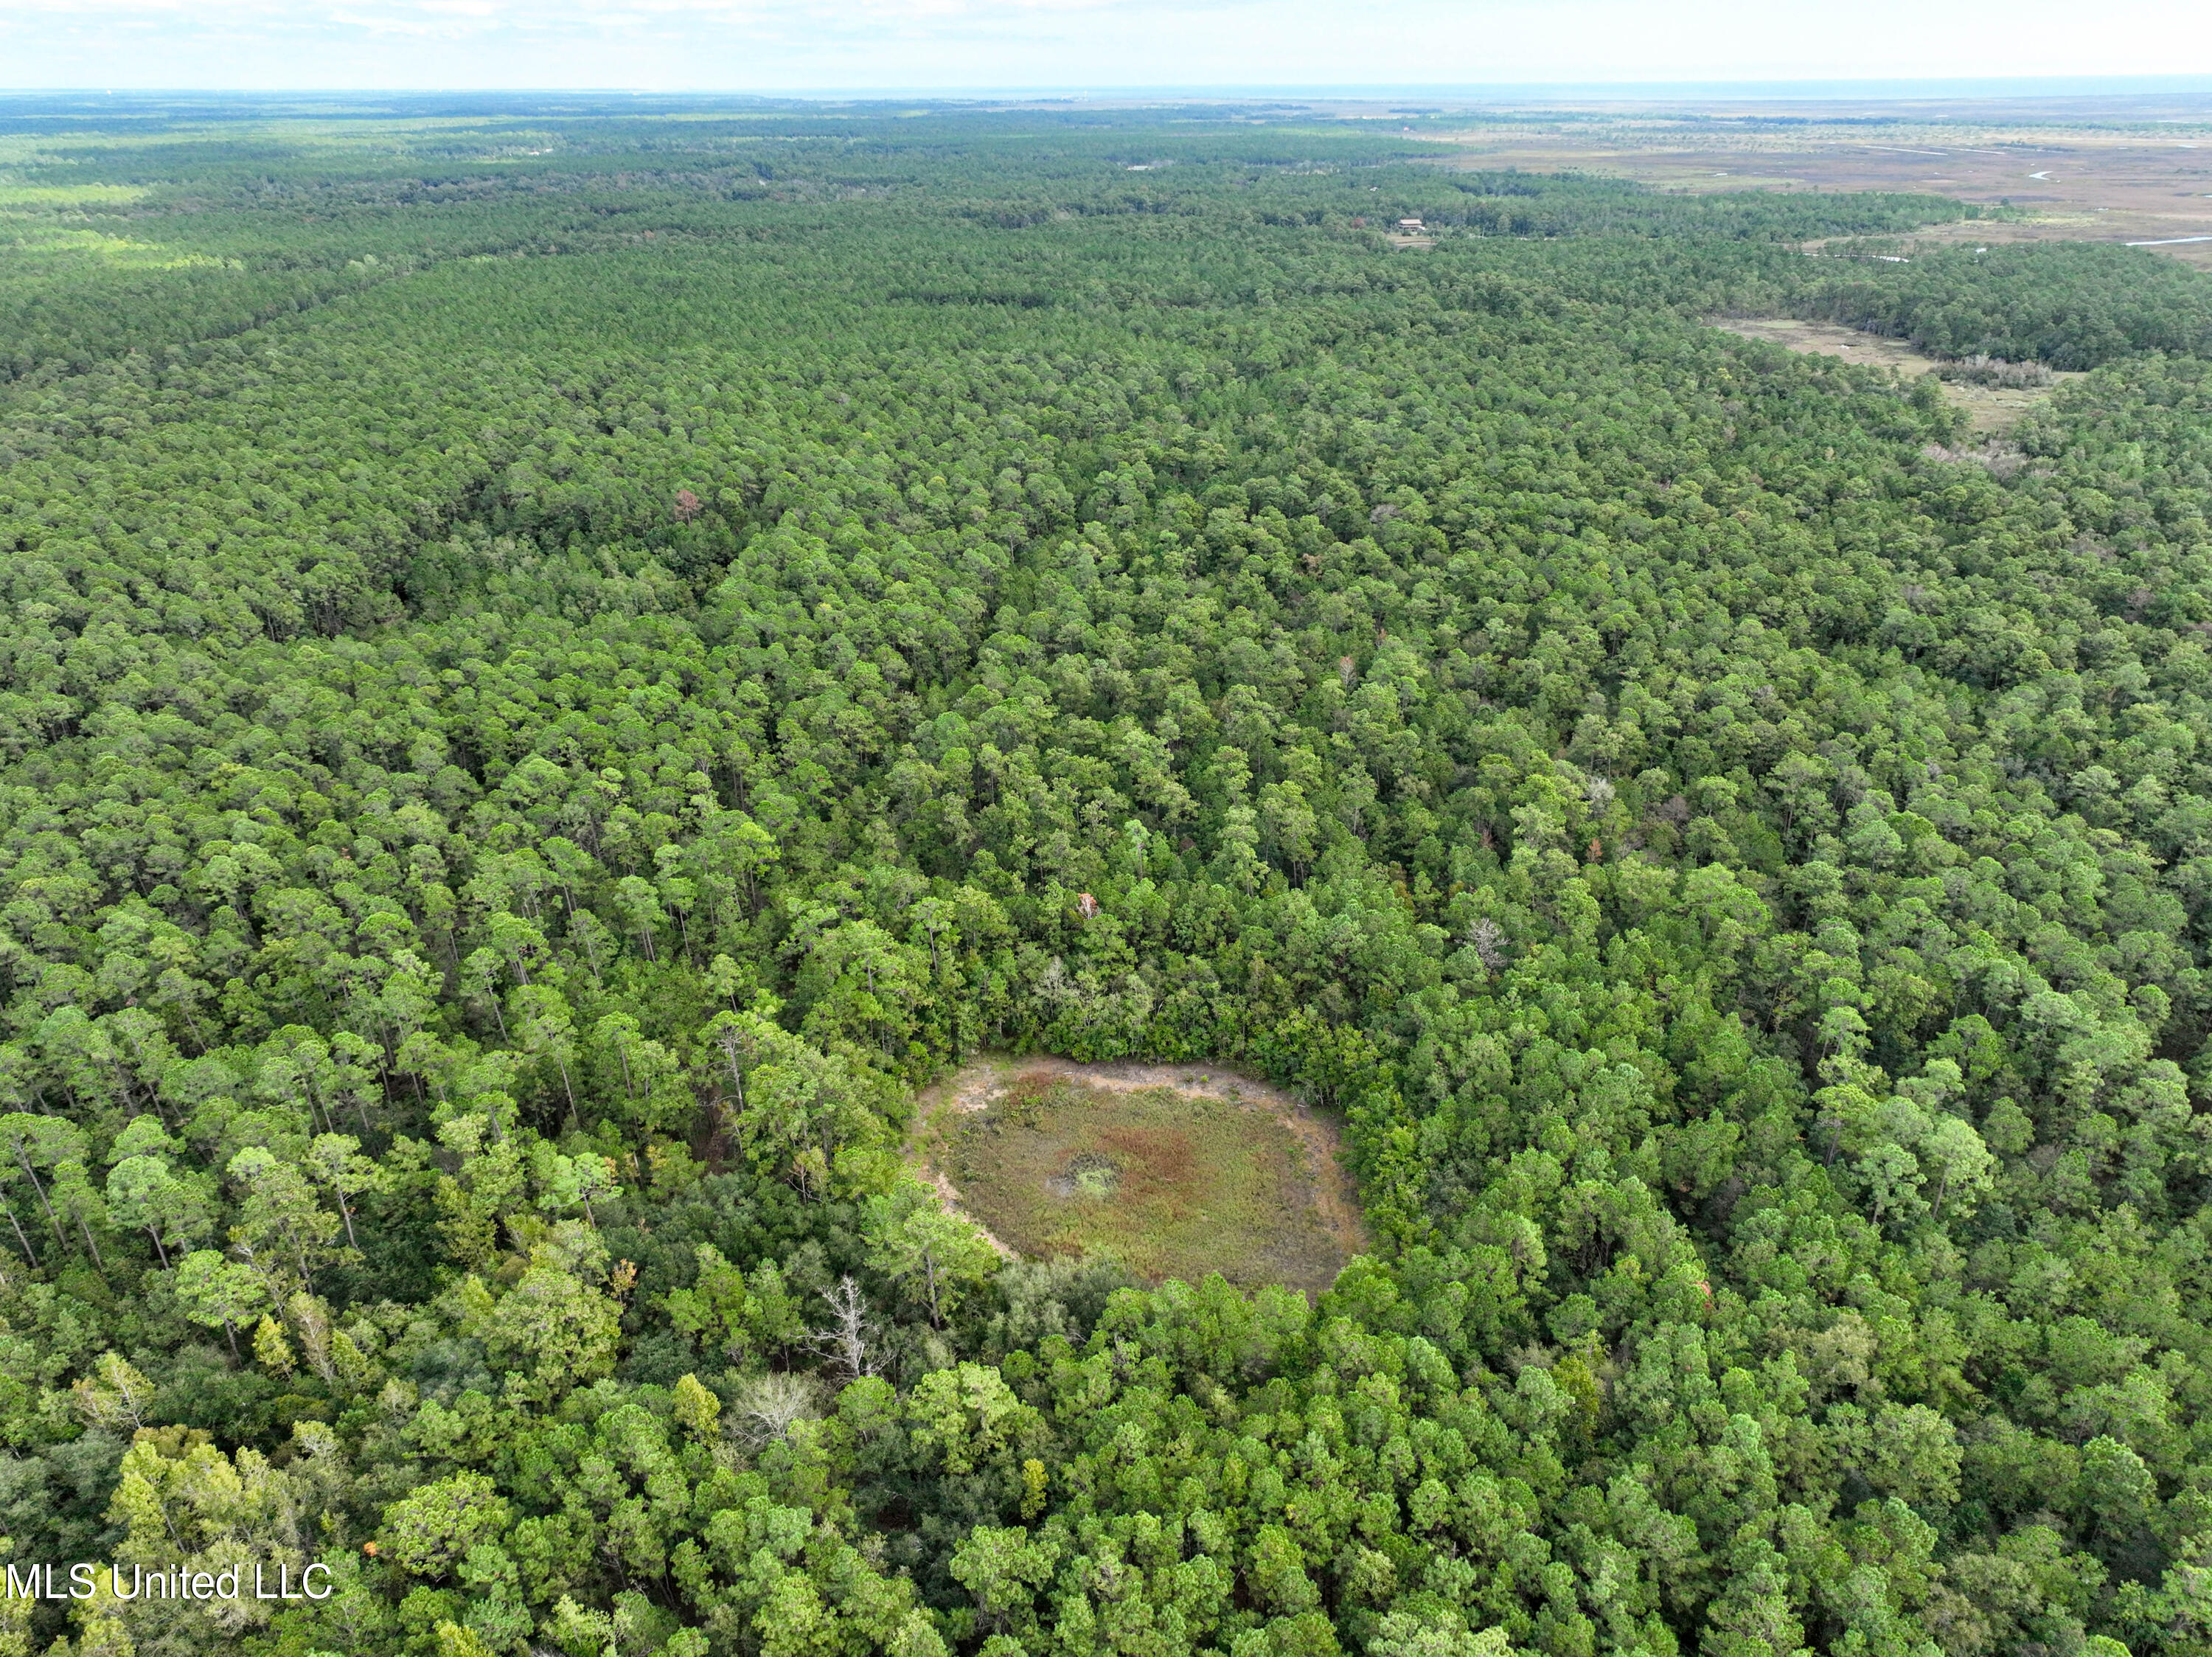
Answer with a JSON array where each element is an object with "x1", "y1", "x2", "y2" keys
[
  {"x1": 810, "y1": 1276, "x2": 878, "y2": 1382},
  {"x1": 729, "y1": 1372, "x2": 826, "y2": 1446}
]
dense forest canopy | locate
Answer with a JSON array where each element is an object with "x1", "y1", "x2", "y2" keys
[{"x1": 2, "y1": 98, "x2": 2212, "y2": 1657}]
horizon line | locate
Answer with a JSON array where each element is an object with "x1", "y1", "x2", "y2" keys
[{"x1": 5, "y1": 74, "x2": 2212, "y2": 103}]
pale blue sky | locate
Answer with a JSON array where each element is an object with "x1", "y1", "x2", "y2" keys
[{"x1": 2, "y1": 0, "x2": 2208, "y2": 93}]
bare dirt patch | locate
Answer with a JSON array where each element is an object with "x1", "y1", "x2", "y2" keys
[
  {"x1": 1708, "y1": 316, "x2": 2080, "y2": 434},
  {"x1": 909, "y1": 1055, "x2": 1367, "y2": 1298}
]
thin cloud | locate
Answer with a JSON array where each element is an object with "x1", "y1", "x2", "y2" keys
[
  {"x1": 7, "y1": 0, "x2": 1151, "y2": 18},
  {"x1": 0, "y1": 0, "x2": 2205, "y2": 89}
]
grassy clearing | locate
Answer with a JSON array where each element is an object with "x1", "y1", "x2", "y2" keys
[
  {"x1": 1708, "y1": 315, "x2": 2079, "y2": 434},
  {"x1": 935, "y1": 1070, "x2": 1350, "y2": 1296}
]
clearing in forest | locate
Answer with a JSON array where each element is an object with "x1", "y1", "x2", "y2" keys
[
  {"x1": 1708, "y1": 316, "x2": 2081, "y2": 434},
  {"x1": 912, "y1": 1057, "x2": 1366, "y2": 1298}
]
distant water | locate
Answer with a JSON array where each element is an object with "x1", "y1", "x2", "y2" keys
[
  {"x1": 2, "y1": 78, "x2": 2210, "y2": 122},
  {"x1": 1104, "y1": 76, "x2": 2212, "y2": 101}
]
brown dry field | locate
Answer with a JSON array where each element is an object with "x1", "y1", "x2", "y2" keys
[{"x1": 1421, "y1": 105, "x2": 2212, "y2": 267}]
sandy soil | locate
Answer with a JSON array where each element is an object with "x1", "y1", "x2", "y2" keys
[
  {"x1": 908, "y1": 1054, "x2": 1371, "y2": 1275},
  {"x1": 1708, "y1": 316, "x2": 2081, "y2": 433}
]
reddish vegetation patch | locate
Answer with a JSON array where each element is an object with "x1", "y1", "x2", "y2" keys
[
  {"x1": 1006, "y1": 1069, "x2": 1064, "y2": 1108},
  {"x1": 1097, "y1": 1126, "x2": 1198, "y2": 1201}
]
